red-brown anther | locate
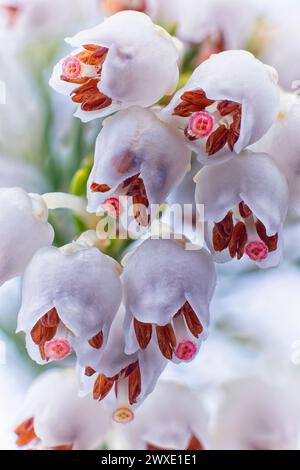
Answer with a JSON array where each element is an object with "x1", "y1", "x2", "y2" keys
[
  {"x1": 71, "y1": 78, "x2": 112, "y2": 112},
  {"x1": 182, "y1": 302, "x2": 203, "y2": 338},
  {"x1": 50, "y1": 444, "x2": 73, "y2": 451},
  {"x1": 40, "y1": 308, "x2": 60, "y2": 328},
  {"x1": 239, "y1": 201, "x2": 252, "y2": 219},
  {"x1": 255, "y1": 220, "x2": 278, "y2": 252},
  {"x1": 123, "y1": 174, "x2": 150, "y2": 226},
  {"x1": 173, "y1": 90, "x2": 215, "y2": 117},
  {"x1": 93, "y1": 374, "x2": 114, "y2": 401},
  {"x1": 217, "y1": 100, "x2": 240, "y2": 117},
  {"x1": 128, "y1": 363, "x2": 142, "y2": 405},
  {"x1": 187, "y1": 435, "x2": 205, "y2": 451},
  {"x1": 134, "y1": 318, "x2": 152, "y2": 350},
  {"x1": 156, "y1": 324, "x2": 177, "y2": 360},
  {"x1": 206, "y1": 124, "x2": 229, "y2": 156},
  {"x1": 212, "y1": 211, "x2": 234, "y2": 252},
  {"x1": 15, "y1": 417, "x2": 37, "y2": 447},
  {"x1": 85, "y1": 366, "x2": 96, "y2": 377},
  {"x1": 90, "y1": 182, "x2": 111, "y2": 193},
  {"x1": 227, "y1": 108, "x2": 241, "y2": 151},
  {"x1": 229, "y1": 221, "x2": 248, "y2": 259},
  {"x1": 88, "y1": 331, "x2": 104, "y2": 350}
]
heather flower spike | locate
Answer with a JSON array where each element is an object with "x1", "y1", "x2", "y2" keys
[
  {"x1": 78, "y1": 306, "x2": 167, "y2": 424},
  {"x1": 14, "y1": 369, "x2": 110, "y2": 450},
  {"x1": 120, "y1": 381, "x2": 209, "y2": 450},
  {"x1": 17, "y1": 244, "x2": 122, "y2": 366},
  {"x1": 87, "y1": 106, "x2": 191, "y2": 225},
  {"x1": 122, "y1": 239, "x2": 216, "y2": 363},
  {"x1": 195, "y1": 152, "x2": 289, "y2": 268},
  {"x1": 0, "y1": 187, "x2": 54, "y2": 287},
  {"x1": 161, "y1": 50, "x2": 279, "y2": 164},
  {"x1": 49, "y1": 11, "x2": 179, "y2": 122}
]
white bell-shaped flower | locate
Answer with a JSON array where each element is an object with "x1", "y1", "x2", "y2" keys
[
  {"x1": 0, "y1": 187, "x2": 54, "y2": 287},
  {"x1": 213, "y1": 377, "x2": 300, "y2": 450},
  {"x1": 161, "y1": 50, "x2": 279, "y2": 164},
  {"x1": 17, "y1": 244, "x2": 122, "y2": 366},
  {"x1": 14, "y1": 369, "x2": 111, "y2": 450},
  {"x1": 101, "y1": 0, "x2": 157, "y2": 17},
  {"x1": 195, "y1": 152, "x2": 289, "y2": 268},
  {"x1": 173, "y1": 0, "x2": 256, "y2": 50},
  {"x1": 87, "y1": 106, "x2": 191, "y2": 225},
  {"x1": 121, "y1": 238, "x2": 216, "y2": 364},
  {"x1": 78, "y1": 306, "x2": 167, "y2": 425},
  {"x1": 49, "y1": 11, "x2": 179, "y2": 122},
  {"x1": 251, "y1": 101, "x2": 300, "y2": 216},
  {"x1": 119, "y1": 380, "x2": 209, "y2": 450}
]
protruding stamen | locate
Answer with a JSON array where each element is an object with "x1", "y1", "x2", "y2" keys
[
  {"x1": 156, "y1": 324, "x2": 177, "y2": 360},
  {"x1": 85, "y1": 366, "x2": 96, "y2": 377},
  {"x1": 187, "y1": 435, "x2": 205, "y2": 450},
  {"x1": 44, "y1": 339, "x2": 72, "y2": 361},
  {"x1": 134, "y1": 318, "x2": 152, "y2": 350},
  {"x1": 206, "y1": 124, "x2": 229, "y2": 156},
  {"x1": 15, "y1": 418, "x2": 37, "y2": 447},
  {"x1": 175, "y1": 341, "x2": 197, "y2": 361},
  {"x1": 217, "y1": 100, "x2": 240, "y2": 116},
  {"x1": 229, "y1": 221, "x2": 248, "y2": 259},
  {"x1": 123, "y1": 174, "x2": 150, "y2": 226},
  {"x1": 173, "y1": 90, "x2": 215, "y2": 117},
  {"x1": 112, "y1": 407, "x2": 134, "y2": 424},
  {"x1": 212, "y1": 212, "x2": 234, "y2": 252},
  {"x1": 50, "y1": 444, "x2": 73, "y2": 451},
  {"x1": 186, "y1": 112, "x2": 214, "y2": 140},
  {"x1": 90, "y1": 182, "x2": 111, "y2": 193},
  {"x1": 128, "y1": 363, "x2": 141, "y2": 405},
  {"x1": 245, "y1": 240, "x2": 268, "y2": 262},
  {"x1": 88, "y1": 331, "x2": 104, "y2": 350},
  {"x1": 239, "y1": 201, "x2": 252, "y2": 219},
  {"x1": 255, "y1": 220, "x2": 278, "y2": 252},
  {"x1": 93, "y1": 374, "x2": 114, "y2": 401},
  {"x1": 228, "y1": 108, "x2": 241, "y2": 151},
  {"x1": 182, "y1": 303, "x2": 203, "y2": 338},
  {"x1": 62, "y1": 57, "x2": 82, "y2": 80}
]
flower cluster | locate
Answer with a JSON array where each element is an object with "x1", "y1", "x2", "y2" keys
[{"x1": 1, "y1": 6, "x2": 300, "y2": 450}]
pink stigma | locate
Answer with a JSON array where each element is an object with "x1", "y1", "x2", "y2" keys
[
  {"x1": 187, "y1": 112, "x2": 214, "y2": 139},
  {"x1": 175, "y1": 341, "x2": 197, "y2": 361},
  {"x1": 246, "y1": 241, "x2": 268, "y2": 262},
  {"x1": 103, "y1": 196, "x2": 122, "y2": 217},
  {"x1": 45, "y1": 339, "x2": 72, "y2": 361},
  {"x1": 62, "y1": 57, "x2": 81, "y2": 80}
]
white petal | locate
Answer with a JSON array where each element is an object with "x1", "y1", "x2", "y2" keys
[
  {"x1": 87, "y1": 106, "x2": 191, "y2": 213},
  {"x1": 195, "y1": 152, "x2": 289, "y2": 235},
  {"x1": 162, "y1": 50, "x2": 279, "y2": 162},
  {"x1": 122, "y1": 238, "x2": 216, "y2": 325},
  {"x1": 0, "y1": 188, "x2": 54, "y2": 287},
  {"x1": 17, "y1": 246, "x2": 122, "y2": 340}
]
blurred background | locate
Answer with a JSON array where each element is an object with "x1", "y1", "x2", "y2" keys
[{"x1": 1, "y1": 0, "x2": 300, "y2": 449}]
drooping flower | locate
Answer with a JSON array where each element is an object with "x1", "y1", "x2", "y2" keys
[
  {"x1": 78, "y1": 306, "x2": 167, "y2": 424},
  {"x1": 14, "y1": 369, "x2": 111, "y2": 450},
  {"x1": 121, "y1": 238, "x2": 216, "y2": 363},
  {"x1": 213, "y1": 377, "x2": 300, "y2": 450},
  {"x1": 118, "y1": 380, "x2": 209, "y2": 450},
  {"x1": 101, "y1": 0, "x2": 157, "y2": 17},
  {"x1": 195, "y1": 152, "x2": 289, "y2": 268},
  {"x1": 0, "y1": 187, "x2": 54, "y2": 287},
  {"x1": 173, "y1": 0, "x2": 256, "y2": 50},
  {"x1": 87, "y1": 106, "x2": 191, "y2": 225},
  {"x1": 17, "y1": 243, "x2": 122, "y2": 366},
  {"x1": 49, "y1": 11, "x2": 179, "y2": 122},
  {"x1": 251, "y1": 101, "x2": 300, "y2": 216},
  {"x1": 161, "y1": 50, "x2": 279, "y2": 164}
]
